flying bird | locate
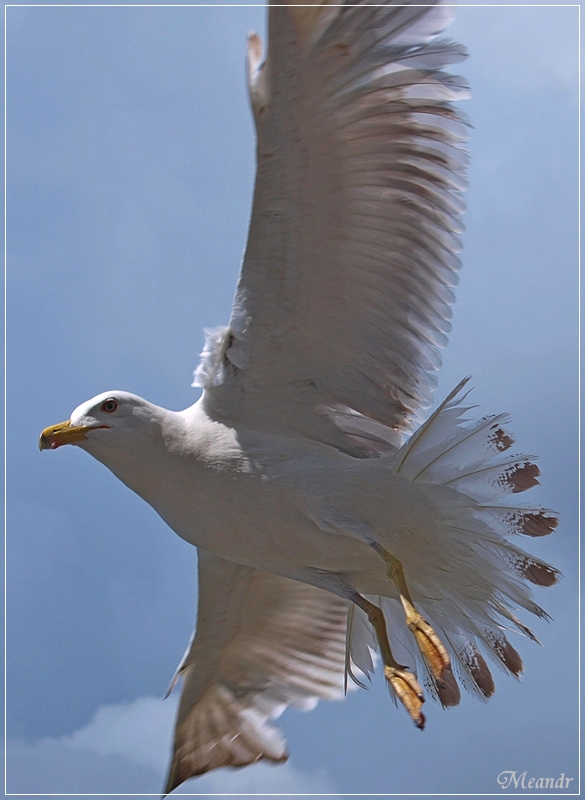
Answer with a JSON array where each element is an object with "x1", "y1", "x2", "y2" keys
[{"x1": 40, "y1": 0, "x2": 559, "y2": 794}]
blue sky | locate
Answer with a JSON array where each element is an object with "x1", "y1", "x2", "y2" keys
[{"x1": 6, "y1": 2, "x2": 579, "y2": 797}]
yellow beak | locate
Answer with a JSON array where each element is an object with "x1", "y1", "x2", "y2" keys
[{"x1": 39, "y1": 420, "x2": 93, "y2": 450}]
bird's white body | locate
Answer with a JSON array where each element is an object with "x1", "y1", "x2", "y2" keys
[
  {"x1": 70, "y1": 386, "x2": 555, "y2": 674},
  {"x1": 78, "y1": 393, "x2": 397, "y2": 585}
]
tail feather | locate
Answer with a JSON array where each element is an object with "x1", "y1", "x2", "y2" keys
[
  {"x1": 434, "y1": 664, "x2": 461, "y2": 708},
  {"x1": 482, "y1": 627, "x2": 523, "y2": 676},
  {"x1": 441, "y1": 455, "x2": 541, "y2": 498},
  {"x1": 420, "y1": 663, "x2": 461, "y2": 708},
  {"x1": 369, "y1": 379, "x2": 560, "y2": 707},
  {"x1": 504, "y1": 550, "x2": 560, "y2": 587},
  {"x1": 493, "y1": 603, "x2": 543, "y2": 641},
  {"x1": 446, "y1": 635, "x2": 495, "y2": 700},
  {"x1": 409, "y1": 412, "x2": 515, "y2": 483},
  {"x1": 342, "y1": 381, "x2": 558, "y2": 709},
  {"x1": 479, "y1": 506, "x2": 558, "y2": 538},
  {"x1": 395, "y1": 376, "x2": 472, "y2": 474}
]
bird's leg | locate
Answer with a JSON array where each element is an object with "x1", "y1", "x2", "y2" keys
[
  {"x1": 350, "y1": 592, "x2": 425, "y2": 730},
  {"x1": 371, "y1": 543, "x2": 451, "y2": 685}
]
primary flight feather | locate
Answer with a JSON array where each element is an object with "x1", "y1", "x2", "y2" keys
[{"x1": 40, "y1": 0, "x2": 559, "y2": 794}]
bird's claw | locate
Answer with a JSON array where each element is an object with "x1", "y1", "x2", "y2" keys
[
  {"x1": 384, "y1": 665, "x2": 426, "y2": 729},
  {"x1": 406, "y1": 612, "x2": 451, "y2": 684}
]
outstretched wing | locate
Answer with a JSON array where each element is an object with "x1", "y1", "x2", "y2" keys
[
  {"x1": 164, "y1": 549, "x2": 348, "y2": 794},
  {"x1": 198, "y1": 0, "x2": 469, "y2": 450}
]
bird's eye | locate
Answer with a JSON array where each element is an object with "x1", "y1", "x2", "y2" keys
[{"x1": 101, "y1": 398, "x2": 118, "y2": 413}]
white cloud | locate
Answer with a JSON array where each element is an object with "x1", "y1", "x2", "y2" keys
[
  {"x1": 7, "y1": 696, "x2": 339, "y2": 796},
  {"x1": 67, "y1": 695, "x2": 177, "y2": 771}
]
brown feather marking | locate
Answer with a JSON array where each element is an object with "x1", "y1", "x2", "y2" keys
[
  {"x1": 519, "y1": 511, "x2": 559, "y2": 537},
  {"x1": 484, "y1": 630, "x2": 523, "y2": 676},
  {"x1": 492, "y1": 508, "x2": 559, "y2": 538},
  {"x1": 435, "y1": 664, "x2": 461, "y2": 708},
  {"x1": 513, "y1": 556, "x2": 560, "y2": 587},
  {"x1": 489, "y1": 425, "x2": 514, "y2": 452},
  {"x1": 500, "y1": 461, "x2": 540, "y2": 493},
  {"x1": 462, "y1": 644, "x2": 495, "y2": 698}
]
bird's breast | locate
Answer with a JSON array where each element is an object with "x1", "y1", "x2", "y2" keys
[{"x1": 141, "y1": 441, "x2": 380, "y2": 578}]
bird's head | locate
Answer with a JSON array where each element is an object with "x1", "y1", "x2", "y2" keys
[{"x1": 39, "y1": 391, "x2": 163, "y2": 453}]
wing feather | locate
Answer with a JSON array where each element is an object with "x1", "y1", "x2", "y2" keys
[
  {"x1": 164, "y1": 549, "x2": 348, "y2": 793},
  {"x1": 201, "y1": 0, "x2": 469, "y2": 449}
]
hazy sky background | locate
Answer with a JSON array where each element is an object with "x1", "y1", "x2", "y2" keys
[{"x1": 6, "y1": 2, "x2": 579, "y2": 797}]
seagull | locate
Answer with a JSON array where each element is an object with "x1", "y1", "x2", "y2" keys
[{"x1": 40, "y1": 0, "x2": 559, "y2": 794}]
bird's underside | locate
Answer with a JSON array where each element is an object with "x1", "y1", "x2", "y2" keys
[{"x1": 38, "y1": 0, "x2": 561, "y2": 796}]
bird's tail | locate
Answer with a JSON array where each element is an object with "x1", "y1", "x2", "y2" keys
[{"x1": 347, "y1": 379, "x2": 559, "y2": 704}]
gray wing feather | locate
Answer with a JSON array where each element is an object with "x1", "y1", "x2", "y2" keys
[
  {"x1": 201, "y1": 0, "x2": 469, "y2": 450},
  {"x1": 164, "y1": 549, "x2": 348, "y2": 793}
]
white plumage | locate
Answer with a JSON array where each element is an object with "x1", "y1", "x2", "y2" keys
[{"x1": 39, "y1": 0, "x2": 559, "y2": 795}]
